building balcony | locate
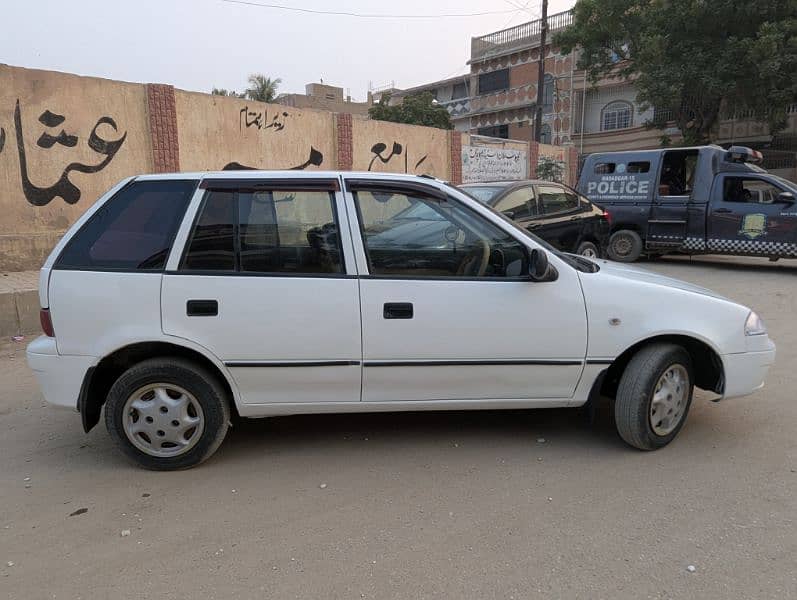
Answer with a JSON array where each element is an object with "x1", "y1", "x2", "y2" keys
[{"x1": 470, "y1": 10, "x2": 573, "y2": 63}]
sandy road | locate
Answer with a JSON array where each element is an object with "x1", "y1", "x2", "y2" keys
[{"x1": 1, "y1": 255, "x2": 795, "y2": 599}]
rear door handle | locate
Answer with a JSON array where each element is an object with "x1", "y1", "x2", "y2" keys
[
  {"x1": 187, "y1": 299, "x2": 218, "y2": 317},
  {"x1": 384, "y1": 302, "x2": 413, "y2": 319},
  {"x1": 713, "y1": 208, "x2": 732, "y2": 214}
]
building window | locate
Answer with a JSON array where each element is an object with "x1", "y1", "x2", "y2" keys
[
  {"x1": 601, "y1": 101, "x2": 633, "y2": 131},
  {"x1": 478, "y1": 69, "x2": 510, "y2": 94},
  {"x1": 477, "y1": 124, "x2": 509, "y2": 139},
  {"x1": 540, "y1": 124, "x2": 552, "y2": 144},
  {"x1": 543, "y1": 74, "x2": 554, "y2": 113},
  {"x1": 451, "y1": 81, "x2": 469, "y2": 100}
]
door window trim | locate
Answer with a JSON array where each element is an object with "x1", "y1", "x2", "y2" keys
[{"x1": 345, "y1": 179, "x2": 533, "y2": 282}]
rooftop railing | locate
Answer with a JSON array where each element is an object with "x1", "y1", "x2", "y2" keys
[{"x1": 471, "y1": 10, "x2": 574, "y2": 62}]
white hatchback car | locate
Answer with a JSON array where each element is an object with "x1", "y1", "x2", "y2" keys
[{"x1": 27, "y1": 172, "x2": 775, "y2": 469}]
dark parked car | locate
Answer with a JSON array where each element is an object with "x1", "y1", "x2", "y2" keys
[{"x1": 459, "y1": 180, "x2": 610, "y2": 258}]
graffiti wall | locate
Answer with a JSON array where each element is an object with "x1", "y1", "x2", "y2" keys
[
  {"x1": 350, "y1": 117, "x2": 450, "y2": 179},
  {"x1": 0, "y1": 64, "x2": 152, "y2": 270},
  {"x1": 175, "y1": 91, "x2": 335, "y2": 172}
]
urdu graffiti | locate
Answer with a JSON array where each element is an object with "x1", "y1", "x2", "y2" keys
[
  {"x1": 239, "y1": 106, "x2": 290, "y2": 133},
  {"x1": 2, "y1": 99, "x2": 127, "y2": 206},
  {"x1": 222, "y1": 146, "x2": 324, "y2": 171},
  {"x1": 368, "y1": 141, "x2": 428, "y2": 173}
]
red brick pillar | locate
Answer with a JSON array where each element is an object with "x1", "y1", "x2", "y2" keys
[
  {"x1": 335, "y1": 113, "x2": 353, "y2": 171},
  {"x1": 528, "y1": 141, "x2": 540, "y2": 179},
  {"x1": 449, "y1": 131, "x2": 463, "y2": 185},
  {"x1": 567, "y1": 145, "x2": 580, "y2": 187},
  {"x1": 145, "y1": 84, "x2": 180, "y2": 173}
]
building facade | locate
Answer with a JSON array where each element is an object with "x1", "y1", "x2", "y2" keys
[
  {"x1": 376, "y1": 75, "x2": 472, "y2": 132},
  {"x1": 277, "y1": 82, "x2": 371, "y2": 116}
]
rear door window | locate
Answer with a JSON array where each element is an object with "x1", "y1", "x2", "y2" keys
[
  {"x1": 493, "y1": 186, "x2": 537, "y2": 219},
  {"x1": 181, "y1": 186, "x2": 344, "y2": 274},
  {"x1": 55, "y1": 179, "x2": 196, "y2": 271},
  {"x1": 537, "y1": 185, "x2": 579, "y2": 215}
]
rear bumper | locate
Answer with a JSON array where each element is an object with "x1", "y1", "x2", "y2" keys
[
  {"x1": 26, "y1": 336, "x2": 96, "y2": 410},
  {"x1": 720, "y1": 342, "x2": 776, "y2": 400}
]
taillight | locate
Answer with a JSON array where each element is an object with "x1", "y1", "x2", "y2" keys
[
  {"x1": 40, "y1": 309, "x2": 55, "y2": 337},
  {"x1": 602, "y1": 209, "x2": 612, "y2": 226}
]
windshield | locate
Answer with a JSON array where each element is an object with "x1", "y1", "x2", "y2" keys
[
  {"x1": 772, "y1": 175, "x2": 797, "y2": 193},
  {"x1": 460, "y1": 185, "x2": 505, "y2": 204}
]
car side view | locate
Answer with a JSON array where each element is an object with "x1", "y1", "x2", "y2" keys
[
  {"x1": 27, "y1": 172, "x2": 776, "y2": 469},
  {"x1": 459, "y1": 179, "x2": 610, "y2": 258}
]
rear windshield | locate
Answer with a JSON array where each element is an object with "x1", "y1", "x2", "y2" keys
[
  {"x1": 55, "y1": 179, "x2": 196, "y2": 271},
  {"x1": 460, "y1": 185, "x2": 505, "y2": 204}
]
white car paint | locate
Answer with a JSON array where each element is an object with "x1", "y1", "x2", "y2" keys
[{"x1": 28, "y1": 171, "x2": 775, "y2": 425}]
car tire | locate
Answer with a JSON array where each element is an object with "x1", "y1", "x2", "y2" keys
[
  {"x1": 607, "y1": 230, "x2": 643, "y2": 262},
  {"x1": 576, "y1": 240, "x2": 600, "y2": 258},
  {"x1": 105, "y1": 358, "x2": 230, "y2": 470},
  {"x1": 614, "y1": 343, "x2": 693, "y2": 450}
]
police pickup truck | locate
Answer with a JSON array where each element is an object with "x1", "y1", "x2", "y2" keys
[{"x1": 577, "y1": 145, "x2": 797, "y2": 262}]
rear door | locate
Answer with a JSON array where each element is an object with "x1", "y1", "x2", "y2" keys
[
  {"x1": 707, "y1": 174, "x2": 797, "y2": 256},
  {"x1": 161, "y1": 177, "x2": 362, "y2": 406},
  {"x1": 533, "y1": 183, "x2": 582, "y2": 252}
]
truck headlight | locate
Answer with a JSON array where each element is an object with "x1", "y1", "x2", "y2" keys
[{"x1": 745, "y1": 311, "x2": 767, "y2": 336}]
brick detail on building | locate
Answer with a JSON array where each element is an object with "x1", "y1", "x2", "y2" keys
[
  {"x1": 336, "y1": 113, "x2": 353, "y2": 171},
  {"x1": 146, "y1": 84, "x2": 180, "y2": 173},
  {"x1": 567, "y1": 145, "x2": 579, "y2": 187},
  {"x1": 449, "y1": 131, "x2": 463, "y2": 185},
  {"x1": 528, "y1": 141, "x2": 540, "y2": 179}
]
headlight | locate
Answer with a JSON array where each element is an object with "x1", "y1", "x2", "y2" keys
[{"x1": 745, "y1": 311, "x2": 767, "y2": 336}]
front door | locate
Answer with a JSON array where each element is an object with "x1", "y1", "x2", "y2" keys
[
  {"x1": 161, "y1": 177, "x2": 362, "y2": 405},
  {"x1": 707, "y1": 175, "x2": 797, "y2": 256},
  {"x1": 344, "y1": 178, "x2": 587, "y2": 403}
]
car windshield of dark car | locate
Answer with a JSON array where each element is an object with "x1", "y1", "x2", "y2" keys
[{"x1": 460, "y1": 185, "x2": 505, "y2": 204}]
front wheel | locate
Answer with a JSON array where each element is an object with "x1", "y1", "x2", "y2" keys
[
  {"x1": 614, "y1": 344, "x2": 693, "y2": 450},
  {"x1": 607, "y1": 229, "x2": 643, "y2": 262},
  {"x1": 105, "y1": 358, "x2": 230, "y2": 470}
]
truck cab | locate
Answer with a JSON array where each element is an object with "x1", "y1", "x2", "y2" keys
[{"x1": 577, "y1": 145, "x2": 797, "y2": 262}]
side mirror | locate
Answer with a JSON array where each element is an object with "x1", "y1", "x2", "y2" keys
[
  {"x1": 529, "y1": 249, "x2": 557, "y2": 282},
  {"x1": 777, "y1": 191, "x2": 795, "y2": 205}
]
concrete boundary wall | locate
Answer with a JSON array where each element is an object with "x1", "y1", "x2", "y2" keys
[{"x1": 0, "y1": 63, "x2": 577, "y2": 272}]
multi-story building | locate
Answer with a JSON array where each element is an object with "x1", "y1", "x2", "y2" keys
[
  {"x1": 373, "y1": 75, "x2": 472, "y2": 132},
  {"x1": 457, "y1": 10, "x2": 796, "y2": 179}
]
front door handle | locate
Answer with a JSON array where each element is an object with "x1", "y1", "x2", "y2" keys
[
  {"x1": 384, "y1": 302, "x2": 413, "y2": 319},
  {"x1": 187, "y1": 299, "x2": 218, "y2": 316},
  {"x1": 713, "y1": 208, "x2": 732, "y2": 214}
]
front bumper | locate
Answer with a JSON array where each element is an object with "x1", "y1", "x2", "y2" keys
[
  {"x1": 720, "y1": 337, "x2": 776, "y2": 399},
  {"x1": 26, "y1": 336, "x2": 96, "y2": 410}
]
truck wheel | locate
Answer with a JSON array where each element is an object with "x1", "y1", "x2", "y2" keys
[
  {"x1": 607, "y1": 230, "x2": 643, "y2": 262},
  {"x1": 576, "y1": 241, "x2": 600, "y2": 258},
  {"x1": 105, "y1": 358, "x2": 231, "y2": 470},
  {"x1": 614, "y1": 344, "x2": 693, "y2": 450}
]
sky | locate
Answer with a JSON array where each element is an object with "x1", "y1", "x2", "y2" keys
[{"x1": 0, "y1": 0, "x2": 576, "y2": 101}]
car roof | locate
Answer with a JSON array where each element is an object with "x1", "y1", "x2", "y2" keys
[
  {"x1": 134, "y1": 171, "x2": 448, "y2": 182},
  {"x1": 459, "y1": 180, "x2": 559, "y2": 187}
]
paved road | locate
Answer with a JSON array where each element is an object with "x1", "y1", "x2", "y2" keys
[{"x1": 1, "y1": 256, "x2": 795, "y2": 599}]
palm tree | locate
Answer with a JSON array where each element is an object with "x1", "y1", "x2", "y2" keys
[{"x1": 245, "y1": 74, "x2": 282, "y2": 103}]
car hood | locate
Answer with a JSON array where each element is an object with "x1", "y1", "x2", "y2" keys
[{"x1": 586, "y1": 259, "x2": 730, "y2": 301}]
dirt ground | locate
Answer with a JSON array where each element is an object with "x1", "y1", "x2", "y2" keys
[{"x1": 1, "y1": 255, "x2": 795, "y2": 600}]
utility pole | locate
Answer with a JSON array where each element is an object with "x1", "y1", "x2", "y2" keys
[{"x1": 533, "y1": 0, "x2": 549, "y2": 142}]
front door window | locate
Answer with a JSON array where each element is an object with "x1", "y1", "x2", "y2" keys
[{"x1": 353, "y1": 190, "x2": 528, "y2": 278}]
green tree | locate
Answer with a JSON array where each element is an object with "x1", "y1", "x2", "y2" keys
[
  {"x1": 555, "y1": 0, "x2": 797, "y2": 145},
  {"x1": 245, "y1": 74, "x2": 282, "y2": 103},
  {"x1": 368, "y1": 92, "x2": 453, "y2": 130},
  {"x1": 211, "y1": 87, "x2": 244, "y2": 98},
  {"x1": 536, "y1": 156, "x2": 565, "y2": 182}
]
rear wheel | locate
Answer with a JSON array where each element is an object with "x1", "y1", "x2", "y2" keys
[
  {"x1": 576, "y1": 240, "x2": 600, "y2": 258},
  {"x1": 614, "y1": 344, "x2": 693, "y2": 450},
  {"x1": 105, "y1": 358, "x2": 230, "y2": 470},
  {"x1": 607, "y1": 230, "x2": 643, "y2": 262}
]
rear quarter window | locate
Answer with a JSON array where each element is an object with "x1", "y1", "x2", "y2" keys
[{"x1": 55, "y1": 179, "x2": 196, "y2": 271}]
